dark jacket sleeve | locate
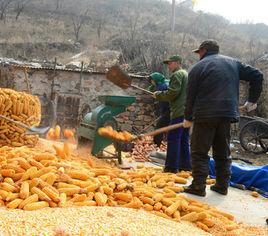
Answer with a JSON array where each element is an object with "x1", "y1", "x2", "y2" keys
[
  {"x1": 239, "y1": 62, "x2": 263, "y2": 103},
  {"x1": 184, "y1": 65, "x2": 199, "y2": 121}
]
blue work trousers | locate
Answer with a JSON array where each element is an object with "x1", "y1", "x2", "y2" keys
[{"x1": 165, "y1": 117, "x2": 191, "y2": 171}]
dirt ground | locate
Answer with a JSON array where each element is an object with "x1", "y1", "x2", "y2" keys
[{"x1": 231, "y1": 142, "x2": 268, "y2": 166}]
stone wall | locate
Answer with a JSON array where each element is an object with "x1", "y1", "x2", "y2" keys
[{"x1": 0, "y1": 65, "x2": 155, "y2": 132}]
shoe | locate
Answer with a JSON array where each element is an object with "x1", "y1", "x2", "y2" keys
[
  {"x1": 183, "y1": 184, "x2": 206, "y2": 197},
  {"x1": 163, "y1": 167, "x2": 178, "y2": 174},
  {"x1": 210, "y1": 184, "x2": 228, "y2": 195}
]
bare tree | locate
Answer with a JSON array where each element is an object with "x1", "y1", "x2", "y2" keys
[
  {"x1": 71, "y1": 9, "x2": 90, "y2": 42},
  {"x1": 89, "y1": 4, "x2": 107, "y2": 40},
  {"x1": 0, "y1": 0, "x2": 13, "y2": 21},
  {"x1": 55, "y1": 0, "x2": 62, "y2": 11},
  {"x1": 125, "y1": 0, "x2": 142, "y2": 41},
  {"x1": 13, "y1": 0, "x2": 29, "y2": 21}
]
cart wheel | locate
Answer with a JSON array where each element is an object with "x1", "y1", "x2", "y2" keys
[{"x1": 239, "y1": 120, "x2": 268, "y2": 154}]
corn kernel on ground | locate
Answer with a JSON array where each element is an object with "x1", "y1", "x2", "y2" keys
[{"x1": 0, "y1": 206, "x2": 210, "y2": 236}]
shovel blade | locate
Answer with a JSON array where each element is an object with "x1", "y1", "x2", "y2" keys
[
  {"x1": 106, "y1": 65, "x2": 132, "y2": 89},
  {"x1": 26, "y1": 126, "x2": 50, "y2": 135}
]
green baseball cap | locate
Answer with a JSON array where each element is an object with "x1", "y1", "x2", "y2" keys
[{"x1": 163, "y1": 55, "x2": 182, "y2": 64}]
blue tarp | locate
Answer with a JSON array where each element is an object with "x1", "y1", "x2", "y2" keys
[{"x1": 209, "y1": 159, "x2": 268, "y2": 196}]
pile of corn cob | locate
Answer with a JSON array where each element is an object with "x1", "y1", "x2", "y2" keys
[
  {"x1": 0, "y1": 145, "x2": 238, "y2": 233},
  {"x1": 0, "y1": 88, "x2": 41, "y2": 147}
]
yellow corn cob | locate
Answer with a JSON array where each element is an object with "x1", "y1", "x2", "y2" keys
[
  {"x1": 24, "y1": 201, "x2": 49, "y2": 211},
  {"x1": 179, "y1": 198, "x2": 189, "y2": 211},
  {"x1": 6, "y1": 198, "x2": 23, "y2": 209},
  {"x1": 21, "y1": 166, "x2": 38, "y2": 181},
  {"x1": 174, "y1": 176, "x2": 187, "y2": 184},
  {"x1": 85, "y1": 183, "x2": 99, "y2": 193},
  {"x1": 49, "y1": 201, "x2": 58, "y2": 208},
  {"x1": 6, "y1": 193, "x2": 19, "y2": 201},
  {"x1": 69, "y1": 180, "x2": 92, "y2": 188},
  {"x1": 173, "y1": 211, "x2": 181, "y2": 220},
  {"x1": 18, "y1": 159, "x2": 31, "y2": 170},
  {"x1": 0, "y1": 190, "x2": 9, "y2": 200},
  {"x1": 181, "y1": 212, "x2": 199, "y2": 222},
  {"x1": 69, "y1": 194, "x2": 87, "y2": 203},
  {"x1": 165, "y1": 199, "x2": 181, "y2": 216},
  {"x1": 153, "y1": 202, "x2": 162, "y2": 211},
  {"x1": 153, "y1": 211, "x2": 171, "y2": 219},
  {"x1": 58, "y1": 193, "x2": 67, "y2": 207},
  {"x1": 139, "y1": 196, "x2": 154, "y2": 206},
  {"x1": 57, "y1": 183, "x2": 80, "y2": 189},
  {"x1": 102, "y1": 186, "x2": 113, "y2": 195},
  {"x1": 152, "y1": 193, "x2": 163, "y2": 202},
  {"x1": 18, "y1": 193, "x2": 39, "y2": 209},
  {"x1": 1, "y1": 169, "x2": 15, "y2": 177},
  {"x1": 29, "y1": 178, "x2": 40, "y2": 189},
  {"x1": 58, "y1": 188, "x2": 81, "y2": 196},
  {"x1": 31, "y1": 187, "x2": 51, "y2": 202},
  {"x1": 4, "y1": 177, "x2": 14, "y2": 185},
  {"x1": 94, "y1": 192, "x2": 107, "y2": 206},
  {"x1": 1, "y1": 182, "x2": 18, "y2": 192},
  {"x1": 177, "y1": 172, "x2": 191, "y2": 178},
  {"x1": 188, "y1": 205, "x2": 205, "y2": 213},
  {"x1": 114, "y1": 193, "x2": 132, "y2": 203},
  {"x1": 19, "y1": 181, "x2": 30, "y2": 199},
  {"x1": 42, "y1": 186, "x2": 60, "y2": 203},
  {"x1": 63, "y1": 142, "x2": 71, "y2": 156},
  {"x1": 54, "y1": 125, "x2": 61, "y2": 139},
  {"x1": 143, "y1": 203, "x2": 154, "y2": 211},
  {"x1": 66, "y1": 170, "x2": 90, "y2": 181},
  {"x1": 29, "y1": 159, "x2": 44, "y2": 170},
  {"x1": 31, "y1": 167, "x2": 56, "y2": 179},
  {"x1": 33, "y1": 153, "x2": 56, "y2": 162},
  {"x1": 45, "y1": 172, "x2": 58, "y2": 185},
  {"x1": 161, "y1": 198, "x2": 174, "y2": 207}
]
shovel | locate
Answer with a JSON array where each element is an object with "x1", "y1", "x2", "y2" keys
[
  {"x1": 0, "y1": 115, "x2": 50, "y2": 135},
  {"x1": 106, "y1": 65, "x2": 154, "y2": 95}
]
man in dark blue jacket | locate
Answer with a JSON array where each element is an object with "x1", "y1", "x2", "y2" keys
[
  {"x1": 183, "y1": 40, "x2": 263, "y2": 196},
  {"x1": 148, "y1": 72, "x2": 170, "y2": 147}
]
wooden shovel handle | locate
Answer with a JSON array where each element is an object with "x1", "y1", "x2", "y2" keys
[
  {"x1": 136, "y1": 122, "x2": 184, "y2": 139},
  {"x1": 131, "y1": 85, "x2": 154, "y2": 95}
]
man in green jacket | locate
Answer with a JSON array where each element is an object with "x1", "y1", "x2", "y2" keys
[{"x1": 153, "y1": 55, "x2": 191, "y2": 173}]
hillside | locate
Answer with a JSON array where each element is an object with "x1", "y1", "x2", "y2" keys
[{"x1": 0, "y1": 0, "x2": 268, "y2": 72}]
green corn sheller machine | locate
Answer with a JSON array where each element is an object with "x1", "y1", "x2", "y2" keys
[{"x1": 77, "y1": 95, "x2": 136, "y2": 164}]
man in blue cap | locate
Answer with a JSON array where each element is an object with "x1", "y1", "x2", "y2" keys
[
  {"x1": 153, "y1": 55, "x2": 191, "y2": 173},
  {"x1": 148, "y1": 72, "x2": 170, "y2": 147}
]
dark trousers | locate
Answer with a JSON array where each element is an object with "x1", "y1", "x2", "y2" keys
[
  {"x1": 191, "y1": 120, "x2": 232, "y2": 187},
  {"x1": 165, "y1": 117, "x2": 191, "y2": 171},
  {"x1": 153, "y1": 114, "x2": 170, "y2": 147}
]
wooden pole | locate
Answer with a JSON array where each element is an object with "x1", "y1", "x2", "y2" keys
[
  {"x1": 23, "y1": 67, "x2": 31, "y2": 94},
  {"x1": 79, "y1": 61, "x2": 84, "y2": 94}
]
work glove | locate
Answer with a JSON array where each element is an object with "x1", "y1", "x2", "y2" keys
[{"x1": 240, "y1": 101, "x2": 257, "y2": 112}]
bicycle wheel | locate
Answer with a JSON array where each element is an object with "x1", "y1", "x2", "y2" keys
[{"x1": 239, "y1": 120, "x2": 268, "y2": 154}]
